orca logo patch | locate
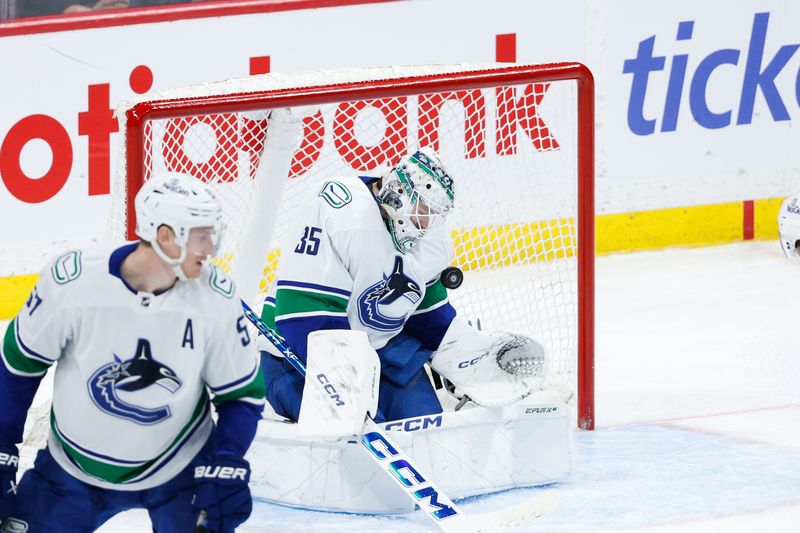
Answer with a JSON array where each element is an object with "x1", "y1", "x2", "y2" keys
[
  {"x1": 357, "y1": 256, "x2": 422, "y2": 332},
  {"x1": 88, "y1": 338, "x2": 182, "y2": 425}
]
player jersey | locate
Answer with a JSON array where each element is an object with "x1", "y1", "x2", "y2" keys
[
  {"x1": 261, "y1": 175, "x2": 456, "y2": 366},
  {"x1": 1, "y1": 243, "x2": 264, "y2": 491}
]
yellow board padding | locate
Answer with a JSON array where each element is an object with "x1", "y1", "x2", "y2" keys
[
  {"x1": 754, "y1": 197, "x2": 781, "y2": 240},
  {"x1": 212, "y1": 253, "x2": 235, "y2": 274},
  {"x1": 0, "y1": 197, "x2": 787, "y2": 320},
  {"x1": 597, "y1": 201, "x2": 743, "y2": 254},
  {"x1": 452, "y1": 219, "x2": 576, "y2": 271},
  {"x1": 0, "y1": 274, "x2": 38, "y2": 319},
  {"x1": 256, "y1": 248, "x2": 282, "y2": 293}
]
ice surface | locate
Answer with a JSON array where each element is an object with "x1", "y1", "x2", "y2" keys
[{"x1": 8, "y1": 241, "x2": 799, "y2": 531}]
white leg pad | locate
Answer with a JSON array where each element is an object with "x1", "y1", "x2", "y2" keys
[{"x1": 297, "y1": 329, "x2": 380, "y2": 439}]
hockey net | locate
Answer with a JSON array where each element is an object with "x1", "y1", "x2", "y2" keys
[{"x1": 23, "y1": 65, "x2": 593, "y2": 454}]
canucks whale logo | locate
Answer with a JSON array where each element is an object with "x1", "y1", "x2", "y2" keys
[
  {"x1": 357, "y1": 256, "x2": 423, "y2": 332},
  {"x1": 88, "y1": 338, "x2": 182, "y2": 425}
]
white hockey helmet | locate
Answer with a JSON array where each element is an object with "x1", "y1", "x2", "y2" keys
[
  {"x1": 134, "y1": 171, "x2": 224, "y2": 278},
  {"x1": 778, "y1": 192, "x2": 800, "y2": 259},
  {"x1": 377, "y1": 148, "x2": 455, "y2": 253}
]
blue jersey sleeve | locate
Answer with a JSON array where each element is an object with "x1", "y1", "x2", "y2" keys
[
  {"x1": 276, "y1": 315, "x2": 351, "y2": 363},
  {"x1": 403, "y1": 278, "x2": 456, "y2": 350},
  {"x1": 214, "y1": 400, "x2": 264, "y2": 458},
  {"x1": 0, "y1": 321, "x2": 47, "y2": 445}
]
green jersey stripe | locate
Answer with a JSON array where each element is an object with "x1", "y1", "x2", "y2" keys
[
  {"x1": 52, "y1": 392, "x2": 210, "y2": 484},
  {"x1": 260, "y1": 300, "x2": 277, "y2": 330},
  {"x1": 276, "y1": 310, "x2": 348, "y2": 322},
  {"x1": 2, "y1": 319, "x2": 50, "y2": 375},
  {"x1": 275, "y1": 288, "x2": 348, "y2": 318},
  {"x1": 412, "y1": 298, "x2": 450, "y2": 316},
  {"x1": 212, "y1": 365, "x2": 266, "y2": 405},
  {"x1": 416, "y1": 279, "x2": 448, "y2": 312}
]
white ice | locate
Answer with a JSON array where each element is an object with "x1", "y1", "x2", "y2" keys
[{"x1": 12, "y1": 241, "x2": 800, "y2": 531}]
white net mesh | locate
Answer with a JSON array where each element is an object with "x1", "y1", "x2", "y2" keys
[
  {"x1": 21, "y1": 65, "x2": 589, "y2": 455},
  {"x1": 112, "y1": 64, "x2": 584, "y2": 407}
]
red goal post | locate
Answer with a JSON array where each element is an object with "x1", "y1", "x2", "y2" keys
[{"x1": 113, "y1": 63, "x2": 596, "y2": 429}]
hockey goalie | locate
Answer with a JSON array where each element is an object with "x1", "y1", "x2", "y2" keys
[{"x1": 244, "y1": 108, "x2": 572, "y2": 514}]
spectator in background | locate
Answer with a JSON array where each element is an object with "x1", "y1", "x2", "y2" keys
[
  {"x1": 2, "y1": 0, "x2": 127, "y2": 18},
  {"x1": 62, "y1": 0, "x2": 129, "y2": 13},
  {"x1": 0, "y1": 0, "x2": 177, "y2": 20},
  {"x1": 0, "y1": 0, "x2": 16, "y2": 19},
  {"x1": 128, "y1": 0, "x2": 189, "y2": 6}
]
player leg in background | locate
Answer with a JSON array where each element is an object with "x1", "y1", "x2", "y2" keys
[
  {"x1": 12, "y1": 446, "x2": 137, "y2": 531},
  {"x1": 377, "y1": 365, "x2": 443, "y2": 422},
  {"x1": 145, "y1": 434, "x2": 217, "y2": 532},
  {"x1": 13, "y1": 435, "x2": 216, "y2": 532},
  {"x1": 143, "y1": 475, "x2": 195, "y2": 533}
]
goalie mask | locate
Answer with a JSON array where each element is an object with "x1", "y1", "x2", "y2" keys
[
  {"x1": 134, "y1": 172, "x2": 224, "y2": 279},
  {"x1": 377, "y1": 148, "x2": 455, "y2": 253},
  {"x1": 778, "y1": 193, "x2": 800, "y2": 259}
]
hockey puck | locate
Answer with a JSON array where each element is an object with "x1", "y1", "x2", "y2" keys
[{"x1": 440, "y1": 266, "x2": 463, "y2": 289}]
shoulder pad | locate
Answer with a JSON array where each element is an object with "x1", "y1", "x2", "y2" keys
[
  {"x1": 208, "y1": 264, "x2": 235, "y2": 299},
  {"x1": 51, "y1": 250, "x2": 82, "y2": 285}
]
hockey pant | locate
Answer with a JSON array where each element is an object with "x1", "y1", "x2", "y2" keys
[
  {"x1": 262, "y1": 351, "x2": 443, "y2": 422},
  {"x1": 11, "y1": 435, "x2": 215, "y2": 532}
]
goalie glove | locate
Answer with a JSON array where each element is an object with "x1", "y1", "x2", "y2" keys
[
  {"x1": 192, "y1": 453, "x2": 252, "y2": 533},
  {"x1": 429, "y1": 318, "x2": 548, "y2": 406},
  {"x1": 0, "y1": 445, "x2": 18, "y2": 522}
]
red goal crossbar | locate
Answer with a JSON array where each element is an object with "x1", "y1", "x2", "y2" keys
[{"x1": 122, "y1": 62, "x2": 595, "y2": 429}]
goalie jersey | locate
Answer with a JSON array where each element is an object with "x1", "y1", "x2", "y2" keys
[
  {"x1": 0, "y1": 243, "x2": 264, "y2": 491},
  {"x1": 262, "y1": 175, "x2": 457, "y2": 381}
]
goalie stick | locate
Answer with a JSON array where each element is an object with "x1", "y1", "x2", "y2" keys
[{"x1": 240, "y1": 299, "x2": 559, "y2": 532}]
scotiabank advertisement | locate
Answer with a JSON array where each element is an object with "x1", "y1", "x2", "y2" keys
[
  {"x1": 1, "y1": 0, "x2": 799, "y2": 296},
  {"x1": 0, "y1": 0, "x2": 586, "y2": 277}
]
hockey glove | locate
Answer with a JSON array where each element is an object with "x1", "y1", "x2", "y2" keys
[
  {"x1": 0, "y1": 445, "x2": 19, "y2": 521},
  {"x1": 192, "y1": 453, "x2": 252, "y2": 533}
]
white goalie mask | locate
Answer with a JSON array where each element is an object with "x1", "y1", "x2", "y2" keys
[
  {"x1": 377, "y1": 148, "x2": 455, "y2": 253},
  {"x1": 778, "y1": 193, "x2": 800, "y2": 259},
  {"x1": 134, "y1": 172, "x2": 224, "y2": 279}
]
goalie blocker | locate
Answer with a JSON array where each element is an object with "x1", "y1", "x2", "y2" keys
[{"x1": 249, "y1": 325, "x2": 569, "y2": 514}]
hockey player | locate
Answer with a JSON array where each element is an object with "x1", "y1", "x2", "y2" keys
[
  {"x1": 778, "y1": 192, "x2": 800, "y2": 258},
  {"x1": 260, "y1": 146, "x2": 547, "y2": 425},
  {"x1": 260, "y1": 148, "x2": 455, "y2": 423},
  {"x1": 0, "y1": 172, "x2": 265, "y2": 532}
]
